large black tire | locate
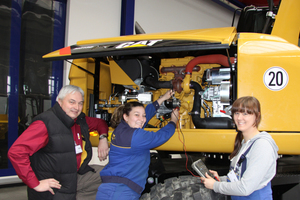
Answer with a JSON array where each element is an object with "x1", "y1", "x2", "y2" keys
[{"x1": 140, "y1": 175, "x2": 227, "y2": 200}]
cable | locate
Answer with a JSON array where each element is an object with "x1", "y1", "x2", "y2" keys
[
  {"x1": 173, "y1": 110, "x2": 200, "y2": 178},
  {"x1": 154, "y1": 107, "x2": 200, "y2": 178}
]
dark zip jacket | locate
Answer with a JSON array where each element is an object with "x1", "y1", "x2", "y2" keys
[{"x1": 28, "y1": 102, "x2": 93, "y2": 200}]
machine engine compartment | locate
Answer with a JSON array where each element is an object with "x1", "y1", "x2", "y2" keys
[{"x1": 95, "y1": 54, "x2": 236, "y2": 130}]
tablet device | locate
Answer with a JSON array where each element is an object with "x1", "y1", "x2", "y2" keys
[{"x1": 191, "y1": 159, "x2": 217, "y2": 180}]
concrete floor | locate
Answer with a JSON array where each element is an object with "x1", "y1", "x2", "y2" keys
[{"x1": 0, "y1": 183, "x2": 27, "y2": 200}]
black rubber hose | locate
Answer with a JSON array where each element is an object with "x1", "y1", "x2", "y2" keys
[
  {"x1": 190, "y1": 81, "x2": 202, "y2": 114},
  {"x1": 262, "y1": 0, "x2": 274, "y2": 33}
]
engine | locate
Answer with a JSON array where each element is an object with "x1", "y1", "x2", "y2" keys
[{"x1": 97, "y1": 55, "x2": 235, "y2": 129}]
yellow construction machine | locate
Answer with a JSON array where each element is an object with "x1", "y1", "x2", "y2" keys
[{"x1": 43, "y1": 0, "x2": 300, "y2": 198}]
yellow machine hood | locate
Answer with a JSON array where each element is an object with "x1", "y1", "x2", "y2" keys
[{"x1": 43, "y1": 27, "x2": 237, "y2": 61}]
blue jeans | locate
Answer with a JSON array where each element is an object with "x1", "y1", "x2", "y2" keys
[{"x1": 96, "y1": 183, "x2": 140, "y2": 200}]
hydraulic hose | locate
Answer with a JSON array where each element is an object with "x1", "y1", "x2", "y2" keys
[
  {"x1": 185, "y1": 54, "x2": 234, "y2": 75},
  {"x1": 262, "y1": 0, "x2": 274, "y2": 33}
]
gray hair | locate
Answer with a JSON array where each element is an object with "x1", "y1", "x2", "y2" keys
[{"x1": 56, "y1": 85, "x2": 84, "y2": 102}]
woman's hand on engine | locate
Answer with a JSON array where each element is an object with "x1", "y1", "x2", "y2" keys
[{"x1": 157, "y1": 90, "x2": 175, "y2": 105}]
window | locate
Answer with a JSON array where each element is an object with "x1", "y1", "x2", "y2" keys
[{"x1": 0, "y1": 0, "x2": 66, "y2": 172}]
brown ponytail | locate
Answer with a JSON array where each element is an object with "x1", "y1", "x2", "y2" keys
[
  {"x1": 230, "y1": 131, "x2": 243, "y2": 159},
  {"x1": 110, "y1": 105, "x2": 125, "y2": 128}
]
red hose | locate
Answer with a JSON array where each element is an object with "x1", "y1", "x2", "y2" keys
[{"x1": 185, "y1": 54, "x2": 235, "y2": 74}]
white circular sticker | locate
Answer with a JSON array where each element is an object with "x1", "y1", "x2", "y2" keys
[{"x1": 263, "y1": 67, "x2": 288, "y2": 91}]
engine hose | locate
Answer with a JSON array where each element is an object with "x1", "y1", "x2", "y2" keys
[
  {"x1": 185, "y1": 54, "x2": 235, "y2": 75},
  {"x1": 262, "y1": 0, "x2": 274, "y2": 33},
  {"x1": 190, "y1": 81, "x2": 202, "y2": 114},
  {"x1": 144, "y1": 76, "x2": 173, "y2": 89},
  {"x1": 190, "y1": 81, "x2": 235, "y2": 129}
]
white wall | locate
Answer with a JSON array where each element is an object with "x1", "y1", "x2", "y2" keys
[
  {"x1": 134, "y1": 0, "x2": 236, "y2": 33},
  {"x1": 64, "y1": 0, "x2": 236, "y2": 85},
  {"x1": 64, "y1": 0, "x2": 122, "y2": 84}
]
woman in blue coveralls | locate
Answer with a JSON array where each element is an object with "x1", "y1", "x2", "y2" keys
[
  {"x1": 96, "y1": 90, "x2": 179, "y2": 200},
  {"x1": 200, "y1": 96, "x2": 278, "y2": 200}
]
